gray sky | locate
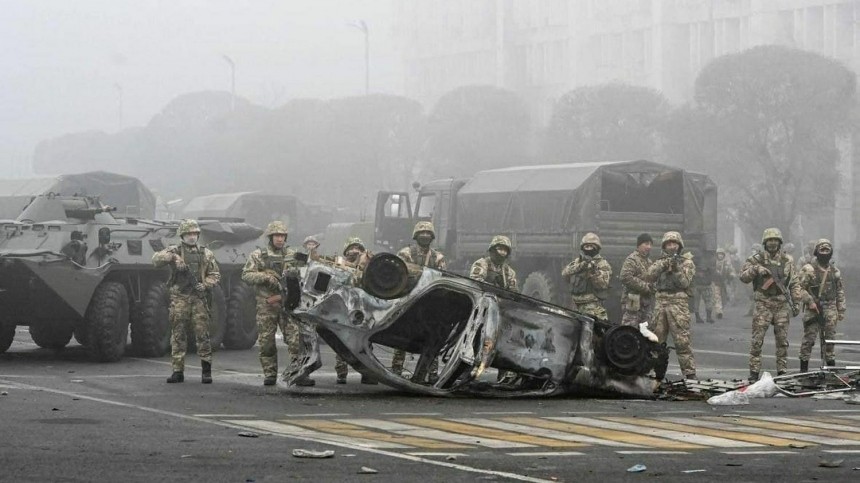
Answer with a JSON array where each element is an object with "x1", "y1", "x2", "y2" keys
[{"x1": 0, "y1": 0, "x2": 400, "y2": 176}]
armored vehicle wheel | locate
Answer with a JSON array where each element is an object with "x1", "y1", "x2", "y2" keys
[
  {"x1": 85, "y1": 281, "x2": 130, "y2": 362},
  {"x1": 29, "y1": 322, "x2": 74, "y2": 350},
  {"x1": 0, "y1": 322, "x2": 14, "y2": 353},
  {"x1": 73, "y1": 325, "x2": 89, "y2": 346},
  {"x1": 131, "y1": 282, "x2": 170, "y2": 357},
  {"x1": 223, "y1": 281, "x2": 257, "y2": 350},
  {"x1": 522, "y1": 271, "x2": 558, "y2": 304}
]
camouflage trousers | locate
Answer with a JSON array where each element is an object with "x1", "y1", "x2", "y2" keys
[
  {"x1": 169, "y1": 293, "x2": 211, "y2": 372},
  {"x1": 691, "y1": 284, "x2": 722, "y2": 316},
  {"x1": 749, "y1": 296, "x2": 791, "y2": 374},
  {"x1": 255, "y1": 298, "x2": 300, "y2": 379},
  {"x1": 799, "y1": 303, "x2": 840, "y2": 363},
  {"x1": 335, "y1": 354, "x2": 348, "y2": 379},
  {"x1": 621, "y1": 295, "x2": 653, "y2": 327},
  {"x1": 391, "y1": 350, "x2": 439, "y2": 379},
  {"x1": 650, "y1": 294, "x2": 696, "y2": 377},
  {"x1": 571, "y1": 297, "x2": 608, "y2": 321}
]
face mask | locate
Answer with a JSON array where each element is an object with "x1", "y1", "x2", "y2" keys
[
  {"x1": 345, "y1": 248, "x2": 361, "y2": 263},
  {"x1": 416, "y1": 234, "x2": 433, "y2": 247},
  {"x1": 182, "y1": 234, "x2": 198, "y2": 246},
  {"x1": 582, "y1": 247, "x2": 598, "y2": 257},
  {"x1": 765, "y1": 241, "x2": 781, "y2": 254}
]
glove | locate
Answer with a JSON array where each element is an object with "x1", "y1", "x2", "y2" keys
[
  {"x1": 791, "y1": 304, "x2": 800, "y2": 318},
  {"x1": 267, "y1": 275, "x2": 280, "y2": 287},
  {"x1": 173, "y1": 254, "x2": 187, "y2": 271},
  {"x1": 757, "y1": 265, "x2": 770, "y2": 276},
  {"x1": 838, "y1": 313, "x2": 845, "y2": 321},
  {"x1": 194, "y1": 282, "x2": 206, "y2": 293}
]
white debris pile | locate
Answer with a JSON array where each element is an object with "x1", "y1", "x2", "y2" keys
[{"x1": 707, "y1": 372, "x2": 778, "y2": 405}]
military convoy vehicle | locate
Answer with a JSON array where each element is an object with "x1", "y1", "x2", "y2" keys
[
  {"x1": 375, "y1": 160, "x2": 718, "y2": 321},
  {"x1": 0, "y1": 194, "x2": 261, "y2": 360}
]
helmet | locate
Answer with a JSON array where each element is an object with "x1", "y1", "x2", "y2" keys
[
  {"x1": 264, "y1": 221, "x2": 289, "y2": 237},
  {"x1": 661, "y1": 231, "x2": 684, "y2": 249},
  {"x1": 178, "y1": 219, "x2": 200, "y2": 236},
  {"x1": 580, "y1": 232, "x2": 601, "y2": 249},
  {"x1": 761, "y1": 227, "x2": 783, "y2": 244},
  {"x1": 814, "y1": 238, "x2": 833, "y2": 254},
  {"x1": 303, "y1": 235, "x2": 319, "y2": 245},
  {"x1": 342, "y1": 236, "x2": 365, "y2": 255},
  {"x1": 412, "y1": 221, "x2": 436, "y2": 240},
  {"x1": 716, "y1": 247, "x2": 726, "y2": 255},
  {"x1": 751, "y1": 243, "x2": 763, "y2": 253},
  {"x1": 783, "y1": 242, "x2": 795, "y2": 253},
  {"x1": 488, "y1": 235, "x2": 512, "y2": 251}
]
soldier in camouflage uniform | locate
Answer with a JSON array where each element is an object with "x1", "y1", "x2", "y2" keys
[
  {"x1": 646, "y1": 231, "x2": 697, "y2": 380},
  {"x1": 561, "y1": 233, "x2": 612, "y2": 321},
  {"x1": 619, "y1": 233, "x2": 654, "y2": 327},
  {"x1": 798, "y1": 239, "x2": 846, "y2": 371},
  {"x1": 242, "y1": 221, "x2": 314, "y2": 386},
  {"x1": 739, "y1": 228, "x2": 802, "y2": 381},
  {"x1": 470, "y1": 235, "x2": 518, "y2": 292},
  {"x1": 690, "y1": 253, "x2": 719, "y2": 324},
  {"x1": 392, "y1": 221, "x2": 447, "y2": 381},
  {"x1": 725, "y1": 245, "x2": 740, "y2": 306},
  {"x1": 712, "y1": 248, "x2": 735, "y2": 319},
  {"x1": 339, "y1": 237, "x2": 377, "y2": 384},
  {"x1": 153, "y1": 219, "x2": 220, "y2": 384}
]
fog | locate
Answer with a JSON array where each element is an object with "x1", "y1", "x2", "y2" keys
[{"x1": 0, "y1": 0, "x2": 400, "y2": 176}]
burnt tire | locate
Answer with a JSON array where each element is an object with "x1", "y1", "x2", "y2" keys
[
  {"x1": 29, "y1": 322, "x2": 74, "y2": 350},
  {"x1": 522, "y1": 271, "x2": 558, "y2": 304},
  {"x1": 223, "y1": 281, "x2": 257, "y2": 350},
  {"x1": 85, "y1": 281, "x2": 130, "y2": 362},
  {"x1": 0, "y1": 322, "x2": 15, "y2": 353},
  {"x1": 131, "y1": 282, "x2": 170, "y2": 357}
]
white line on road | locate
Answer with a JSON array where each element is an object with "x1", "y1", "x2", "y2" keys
[
  {"x1": 343, "y1": 419, "x2": 531, "y2": 448},
  {"x1": 473, "y1": 411, "x2": 534, "y2": 415},
  {"x1": 748, "y1": 416, "x2": 860, "y2": 434},
  {"x1": 721, "y1": 451, "x2": 797, "y2": 455},
  {"x1": 505, "y1": 452, "x2": 585, "y2": 457},
  {"x1": 615, "y1": 451, "x2": 690, "y2": 455},
  {"x1": 381, "y1": 412, "x2": 443, "y2": 416},
  {"x1": 821, "y1": 449, "x2": 860, "y2": 453},
  {"x1": 228, "y1": 419, "x2": 409, "y2": 449},
  {"x1": 814, "y1": 410, "x2": 860, "y2": 413},
  {"x1": 194, "y1": 414, "x2": 256, "y2": 418},
  {"x1": 288, "y1": 413, "x2": 351, "y2": 417},
  {"x1": 407, "y1": 452, "x2": 468, "y2": 457},
  {"x1": 449, "y1": 418, "x2": 640, "y2": 448},
  {"x1": 662, "y1": 417, "x2": 860, "y2": 446},
  {"x1": 549, "y1": 417, "x2": 762, "y2": 448},
  {"x1": 0, "y1": 378, "x2": 553, "y2": 483}
]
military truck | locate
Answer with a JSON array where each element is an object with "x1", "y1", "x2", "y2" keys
[
  {"x1": 0, "y1": 194, "x2": 261, "y2": 360},
  {"x1": 374, "y1": 160, "x2": 718, "y2": 321}
]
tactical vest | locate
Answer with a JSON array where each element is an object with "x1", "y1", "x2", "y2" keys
[
  {"x1": 260, "y1": 249, "x2": 289, "y2": 274},
  {"x1": 569, "y1": 257, "x2": 608, "y2": 300},
  {"x1": 169, "y1": 245, "x2": 205, "y2": 288},
  {"x1": 753, "y1": 254, "x2": 786, "y2": 296},
  {"x1": 410, "y1": 245, "x2": 440, "y2": 269},
  {"x1": 484, "y1": 258, "x2": 510, "y2": 289},
  {"x1": 808, "y1": 265, "x2": 839, "y2": 301}
]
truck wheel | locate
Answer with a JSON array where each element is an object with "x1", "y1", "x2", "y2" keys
[
  {"x1": 223, "y1": 282, "x2": 257, "y2": 350},
  {"x1": 209, "y1": 285, "x2": 227, "y2": 350},
  {"x1": 131, "y1": 282, "x2": 170, "y2": 357},
  {"x1": 0, "y1": 322, "x2": 15, "y2": 353},
  {"x1": 73, "y1": 325, "x2": 89, "y2": 346},
  {"x1": 85, "y1": 281, "x2": 130, "y2": 362},
  {"x1": 29, "y1": 322, "x2": 74, "y2": 350},
  {"x1": 522, "y1": 271, "x2": 558, "y2": 304}
]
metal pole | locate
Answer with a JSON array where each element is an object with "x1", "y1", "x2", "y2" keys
[
  {"x1": 361, "y1": 20, "x2": 369, "y2": 95},
  {"x1": 221, "y1": 54, "x2": 236, "y2": 111}
]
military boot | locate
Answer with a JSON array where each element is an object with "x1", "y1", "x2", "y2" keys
[
  {"x1": 706, "y1": 310, "x2": 714, "y2": 324},
  {"x1": 826, "y1": 359, "x2": 836, "y2": 367},
  {"x1": 166, "y1": 371, "x2": 184, "y2": 383},
  {"x1": 201, "y1": 361, "x2": 212, "y2": 384},
  {"x1": 800, "y1": 360, "x2": 809, "y2": 373},
  {"x1": 716, "y1": 311, "x2": 723, "y2": 319},
  {"x1": 263, "y1": 376, "x2": 277, "y2": 386},
  {"x1": 749, "y1": 371, "x2": 759, "y2": 382},
  {"x1": 695, "y1": 312, "x2": 704, "y2": 324},
  {"x1": 685, "y1": 372, "x2": 697, "y2": 380}
]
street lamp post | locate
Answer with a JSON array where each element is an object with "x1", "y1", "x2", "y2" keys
[
  {"x1": 350, "y1": 20, "x2": 370, "y2": 95},
  {"x1": 221, "y1": 54, "x2": 236, "y2": 111}
]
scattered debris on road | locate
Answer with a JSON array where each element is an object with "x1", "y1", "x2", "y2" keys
[
  {"x1": 819, "y1": 458, "x2": 844, "y2": 468},
  {"x1": 358, "y1": 466, "x2": 378, "y2": 474},
  {"x1": 237, "y1": 431, "x2": 259, "y2": 438},
  {"x1": 626, "y1": 464, "x2": 646, "y2": 473},
  {"x1": 292, "y1": 449, "x2": 335, "y2": 459}
]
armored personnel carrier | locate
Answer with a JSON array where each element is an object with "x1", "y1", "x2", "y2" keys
[{"x1": 0, "y1": 194, "x2": 261, "y2": 361}]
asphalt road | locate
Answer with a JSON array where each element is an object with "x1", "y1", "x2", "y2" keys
[{"x1": 2, "y1": 302, "x2": 860, "y2": 482}]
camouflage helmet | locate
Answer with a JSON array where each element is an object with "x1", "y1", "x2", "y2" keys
[
  {"x1": 814, "y1": 238, "x2": 833, "y2": 254},
  {"x1": 761, "y1": 227, "x2": 783, "y2": 244},
  {"x1": 716, "y1": 247, "x2": 726, "y2": 255},
  {"x1": 488, "y1": 235, "x2": 512, "y2": 252},
  {"x1": 264, "y1": 220, "x2": 289, "y2": 237},
  {"x1": 661, "y1": 231, "x2": 684, "y2": 249},
  {"x1": 178, "y1": 219, "x2": 200, "y2": 236},
  {"x1": 751, "y1": 243, "x2": 763, "y2": 253},
  {"x1": 342, "y1": 236, "x2": 365, "y2": 255},
  {"x1": 580, "y1": 232, "x2": 601, "y2": 250},
  {"x1": 412, "y1": 221, "x2": 436, "y2": 240},
  {"x1": 783, "y1": 242, "x2": 795, "y2": 253}
]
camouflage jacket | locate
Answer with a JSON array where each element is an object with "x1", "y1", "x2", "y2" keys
[
  {"x1": 619, "y1": 250, "x2": 652, "y2": 304},
  {"x1": 561, "y1": 254, "x2": 612, "y2": 303},
  {"x1": 715, "y1": 257, "x2": 736, "y2": 284},
  {"x1": 646, "y1": 252, "x2": 695, "y2": 300},
  {"x1": 798, "y1": 260, "x2": 846, "y2": 314},
  {"x1": 152, "y1": 243, "x2": 221, "y2": 292},
  {"x1": 470, "y1": 257, "x2": 518, "y2": 292},
  {"x1": 397, "y1": 244, "x2": 447, "y2": 270},
  {"x1": 739, "y1": 251, "x2": 802, "y2": 302},
  {"x1": 242, "y1": 244, "x2": 300, "y2": 296}
]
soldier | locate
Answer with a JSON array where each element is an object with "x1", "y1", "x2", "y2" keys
[
  {"x1": 745, "y1": 243, "x2": 764, "y2": 316},
  {"x1": 739, "y1": 228, "x2": 802, "y2": 381},
  {"x1": 690, "y1": 253, "x2": 719, "y2": 324},
  {"x1": 619, "y1": 233, "x2": 654, "y2": 327},
  {"x1": 470, "y1": 235, "x2": 518, "y2": 292},
  {"x1": 392, "y1": 221, "x2": 447, "y2": 381},
  {"x1": 152, "y1": 219, "x2": 220, "y2": 384},
  {"x1": 561, "y1": 233, "x2": 612, "y2": 321},
  {"x1": 646, "y1": 231, "x2": 697, "y2": 380},
  {"x1": 339, "y1": 237, "x2": 377, "y2": 385},
  {"x1": 725, "y1": 244, "x2": 741, "y2": 306},
  {"x1": 241, "y1": 221, "x2": 314, "y2": 387},
  {"x1": 713, "y1": 247, "x2": 735, "y2": 318},
  {"x1": 798, "y1": 239, "x2": 846, "y2": 371}
]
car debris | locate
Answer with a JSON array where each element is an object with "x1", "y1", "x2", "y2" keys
[
  {"x1": 292, "y1": 449, "x2": 335, "y2": 459},
  {"x1": 626, "y1": 464, "x2": 647, "y2": 473},
  {"x1": 284, "y1": 252, "x2": 667, "y2": 398},
  {"x1": 358, "y1": 466, "x2": 378, "y2": 474}
]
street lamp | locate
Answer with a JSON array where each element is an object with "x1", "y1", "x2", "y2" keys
[
  {"x1": 349, "y1": 20, "x2": 370, "y2": 95},
  {"x1": 113, "y1": 83, "x2": 123, "y2": 130},
  {"x1": 221, "y1": 54, "x2": 236, "y2": 111}
]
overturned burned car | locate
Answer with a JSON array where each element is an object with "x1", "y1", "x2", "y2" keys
[{"x1": 286, "y1": 253, "x2": 667, "y2": 398}]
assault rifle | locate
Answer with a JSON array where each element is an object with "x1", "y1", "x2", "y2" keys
[{"x1": 752, "y1": 253, "x2": 798, "y2": 317}]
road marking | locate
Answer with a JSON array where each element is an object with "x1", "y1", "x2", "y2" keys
[
  {"x1": 286, "y1": 419, "x2": 471, "y2": 449},
  {"x1": 602, "y1": 417, "x2": 803, "y2": 447},
  {"x1": 407, "y1": 452, "x2": 468, "y2": 457},
  {"x1": 287, "y1": 413, "x2": 351, "y2": 417},
  {"x1": 227, "y1": 420, "x2": 410, "y2": 449},
  {"x1": 194, "y1": 414, "x2": 256, "y2": 418},
  {"x1": 813, "y1": 410, "x2": 860, "y2": 413},
  {"x1": 552, "y1": 417, "x2": 755, "y2": 448},
  {"x1": 342, "y1": 419, "x2": 528, "y2": 448},
  {"x1": 748, "y1": 416, "x2": 860, "y2": 433},
  {"x1": 505, "y1": 417, "x2": 697, "y2": 449},
  {"x1": 705, "y1": 417, "x2": 860, "y2": 442},
  {"x1": 381, "y1": 412, "x2": 443, "y2": 416},
  {"x1": 451, "y1": 418, "x2": 627, "y2": 448},
  {"x1": 668, "y1": 417, "x2": 858, "y2": 446},
  {"x1": 505, "y1": 452, "x2": 585, "y2": 457},
  {"x1": 721, "y1": 451, "x2": 797, "y2": 455},
  {"x1": 473, "y1": 411, "x2": 534, "y2": 415},
  {"x1": 0, "y1": 378, "x2": 551, "y2": 483},
  {"x1": 615, "y1": 451, "x2": 690, "y2": 455},
  {"x1": 822, "y1": 449, "x2": 860, "y2": 453},
  {"x1": 397, "y1": 418, "x2": 582, "y2": 448}
]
